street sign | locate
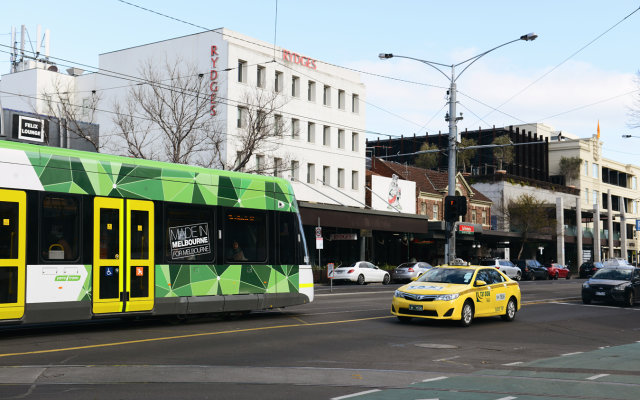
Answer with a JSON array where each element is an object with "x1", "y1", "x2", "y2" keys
[{"x1": 315, "y1": 227, "x2": 322, "y2": 238}]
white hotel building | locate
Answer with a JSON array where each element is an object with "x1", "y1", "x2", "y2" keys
[{"x1": 1, "y1": 28, "x2": 367, "y2": 207}]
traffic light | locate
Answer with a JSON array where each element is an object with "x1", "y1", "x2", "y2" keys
[{"x1": 444, "y1": 195, "x2": 467, "y2": 222}]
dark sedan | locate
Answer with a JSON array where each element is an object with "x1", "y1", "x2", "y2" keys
[
  {"x1": 579, "y1": 261, "x2": 604, "y2": 278},
  {"x1": 515, "y1": 259, "x2": 549, "y2": 280},
  {"x1": 582, "y1": 267, "x2": 640, "y2": 306}
]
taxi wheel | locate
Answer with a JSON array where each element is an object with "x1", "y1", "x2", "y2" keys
[
  {"x1": 501, "y1": 298, "x2": 517, "y2": 322},
  {"x1": 382, "y1": 274, "x2": 390, "y2": 285},
  {"x1": 357, "y1": 274, "x2": 366, "y2": 285},
  {"x1": 459, "y1": 301, "x2": 474, "y2": 327}
]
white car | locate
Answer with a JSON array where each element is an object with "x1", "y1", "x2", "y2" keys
[
  {"x1": 330, "y1": 261, "x2": 391, "y2": 285},
  {"x1": 479, "y1": 259, "x2": 522, "y2": 281}
]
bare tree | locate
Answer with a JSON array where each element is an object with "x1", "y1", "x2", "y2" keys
[
  {"x1": 39, "y1": 76, "x2": 102, "y2": 150},
  {"x1": 628, "y1": 70, "x2": 640, "y2": 130},
  {"x1": 111, "y1": 57, "x2": 223, "y2": 167},
  {"x1": 228, "y1": 87, "x2": 291, "y2": 174},
  {"x1": 505, "y1": 194, "x2": 555, "y2": 259}
]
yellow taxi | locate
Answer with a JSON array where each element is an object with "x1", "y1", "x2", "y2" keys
[{"x1": 391, "y1": 264, "x2": 521, "y2": 327}]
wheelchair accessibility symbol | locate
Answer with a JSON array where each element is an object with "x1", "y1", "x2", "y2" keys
[{"x1": 105, "y1": 267, "x2": 114, "y2": 276}]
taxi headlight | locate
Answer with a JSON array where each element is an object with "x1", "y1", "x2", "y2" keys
[
  {"x1": 394, "y1": 290, "x2": 403, "y2": 298},
  {"x1": 435, "y1": 293, "x2": 459, "y2": 301}
]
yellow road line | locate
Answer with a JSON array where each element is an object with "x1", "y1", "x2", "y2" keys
[{"x1": 0, "y1": 316, "x2": 391, "y2": 359}]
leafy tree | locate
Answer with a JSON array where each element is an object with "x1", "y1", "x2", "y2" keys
[
  {"x1": 492, "y1": 135, "x2": 514, "y2": 171},
  {"x1": 559, "y1": 156, "x2": 581, "y2": 186},
  {"x1": 506, "y1": 194, "x2": 555, "y2": 259},
  {"x1": 457, "y1": 137, "x2": 477, "y2": 173},
  {"x1": 414, "y1": 142, "x2": 440, "y2": 170}
]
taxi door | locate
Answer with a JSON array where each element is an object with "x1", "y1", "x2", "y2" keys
[
  {"x1": 487, "y1": 269, "x2": 509, "y2": 315},
  {"x1": 93, "y1": 197, "x2": 154, "y2": 314},
  {"x1": 0, "y1": 189, "x2": 26, "y2": 321},
  {"x1": 473, "y1": 269, "x2": 494, "y2": 316}
]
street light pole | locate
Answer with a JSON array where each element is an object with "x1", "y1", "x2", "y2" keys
[{"x1": 379, "y1": 33, "x2": 537, "y2": 264}]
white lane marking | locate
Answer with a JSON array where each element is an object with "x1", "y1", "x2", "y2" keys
[
  {"x1": 433, "y1": 356, "x2": 460, "y2": 362},
  {"x1": 561, "y1": 352, "x2": 584, "y2": 356},
  {"x1": 331, "y1": 389, "x2": 381, "y2": 400},
  {"x1": 587, "y1": 374, "x2": 610, "y2": 380},
  {"x1": 496, "y1": 397, "x2": 518, "y2": 400},
  {"x1": 316, "y1": 291, "x2": 394, "y2": 297},
  {"x1": 502, "y1": 361, "x2": 523, "y2": 366},
  {"x1": 422, "y1": 376, "x2": 448, "y2": 383}
]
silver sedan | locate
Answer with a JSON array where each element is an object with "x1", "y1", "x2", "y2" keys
[{"x1": 391, "y1": 262, "x2": 434, "y2": 282}]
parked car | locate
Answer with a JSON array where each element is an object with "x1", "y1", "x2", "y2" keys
[
  {"x1": 479, "y1": 259, "x2": 522, "y2": 281},
  {"x1": 514, "y1": 259, "x2": 549, "y2": 280},
  {"x1": 330, "y1": 261, "x2": 390, "y2": 285},
  {"x1": 579, "y1": 261, "x2": 604, "y2": 278},
  {"x1": 391, "y1": 261, "x2": 434, "y2": 282},
  {"x1": 582, "y1": 266, "x2": 640, "y2": 306},
  {"x1": 392, "y1": 265, "x2": 521, "y2": 326},
  {"x1": 545, "y1": 263, "x2": 571, "y2": 279}
]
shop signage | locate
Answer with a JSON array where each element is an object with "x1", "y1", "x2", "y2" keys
[
  {"x1": 18, "y1": 116, "x2": 44, "y2": 142},
  {"x1": 169, "y1": 222, "x2": 211, "y2": 259},
  {"x1": 330, "y1": 233, "x2": 357, "y2": 241},
  {"x1": 636, "y1": 219, "x2": 640, "y2": 231},
  {"x1": 458, "y1": 224, "x2": 474, "y2": 234},
  {"x1": 209, "y1": 45, "x2": 219, "y2": 116},
  {"x1": 282, "y1": 49, "x2": 317, "y2": 70},
  {"x1": 370, "y1": 175, "x2": 416, "y2": 213}
]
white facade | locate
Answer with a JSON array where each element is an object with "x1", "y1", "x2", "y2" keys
[{"x1": 1, "y1": 28, "x2": 367, "y2": 207}]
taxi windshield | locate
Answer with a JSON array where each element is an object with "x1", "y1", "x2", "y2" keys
[{"x1": 417, "y1": 268, "x2": 473, "y2": 285}]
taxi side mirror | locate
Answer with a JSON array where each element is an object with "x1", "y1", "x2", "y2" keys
[{"x1": 474, "y1": 280, "x2": 487, "y2": 287}]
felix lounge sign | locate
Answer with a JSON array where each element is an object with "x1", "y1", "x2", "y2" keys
[{"x1": 18, "y1": 116, "x2": 45, "y2": 142}]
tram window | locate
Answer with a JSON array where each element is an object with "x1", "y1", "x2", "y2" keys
[
  {"x1": 99, "y1": 209, "x2": 119, "y2": 260},
  {"x1": 224, "y1": 210, "x2": 267, "y2": 263},
  {"x1": 130, "y1": 210, "x2": 149, "y2": 260},
  {"x1": 279, "y1": 213, "x2": 296, "y2": 265},
  {"x1": 165, "y1": 205, "x2": 214, "y2": 263},
  {"x1": 0, "y1": 201, "x2": 19, "y2": 259},
  {"x1": 0, "y1": 267, "x2": 18, "y2": 304},
  {"x1": 40, "y1": 195, "x2": 79, "y2": 261}
]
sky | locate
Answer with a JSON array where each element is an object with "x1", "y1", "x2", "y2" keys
[{"x1": 2, "y1": 1, "x2": 640, "y2": 163}]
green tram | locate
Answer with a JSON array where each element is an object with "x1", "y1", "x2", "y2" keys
[{"x1": 0, "y1": 140, "x2": 312, "y2": 325}]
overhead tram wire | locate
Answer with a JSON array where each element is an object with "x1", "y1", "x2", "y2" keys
[{"x1": 469, "y1": 5, "x2": 640, "y2": 128}]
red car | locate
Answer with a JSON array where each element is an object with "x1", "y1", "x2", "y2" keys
[{"x1": 545, "y1": 263, "x2": 571, "y2": 279}]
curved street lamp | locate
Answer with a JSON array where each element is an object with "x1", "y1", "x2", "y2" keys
[{"x1": 379, "y1": 33, "x2": 537, "y2": 263}]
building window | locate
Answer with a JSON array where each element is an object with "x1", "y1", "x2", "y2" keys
[
  {"x1": 472, "y1": 209, "x2": 477, "y2": 224},
  {"x1": 308, "y1": 81, "x2": 316, "y2": 102},
  {"x1": 420, "y1": 202, "x2": 426, "y2": 215},
  {"x1": 275, "y1": 71, "x2": 283, "y2": 92},
  {"x1": 337, "y1": 168, "x2": 345, "y2": 188},
  {"x1": 291, "y1": 160, "x2": 299, "y2": 181},
  {"x1": 352, "y1": 94, "x2": 359, "y2": 113},
  {"x1": 482, "y1": 210, "x2": 487, "y2": 225},
  {"x1": 593, "y1": 163, "x2": 599, "y2": 179},
  {"x1": 584, "y1": 188, "x2": 589, "y2": 203},
  {"x1": 256, "y1": 155, "x2": 265, "y2": 171},
  {"x1": 433, "y1": 204, "x2": 438, "y2": 220},
  {"x1": 323, "y1": 166, "x2": 330, "y2": 185},
  {"x1": 307, "y1": 122, "x2": 315, "y2": 143},
  {"x1": 292, "y1": 75, "x2": 300, "y2": 97},
  {"x1": 351, "y1": 132, "x2": 359, "y2": 152},
  {"x1": 81, "y1": 98, "x2": 90, "y2": 118},
  {"x1": 338, "y1": 90, "x2": 345, "y2": 110},
  {"x1": 307, "y1": 163, "x2": 315, "y2": 184},
  {"x1": 291, "y1": 118, "x2": 300, "y2": 139},
  {"x1": 634, "y1": 201, "x2": 638, "y2": 215},
  {"x1": 237, "y1": 60, "x2": 247, "y2": 83},
  {"x1": 323, "y1": 85, "x2": 331, "y2": 106},
  {"x1": 237, "y1": 106, "x2": 247, "y2": 128},
  {"x1": 274, "y1": 158, "x2": 282, "y2": 177},
  {"x1": 323, "y1": 126, "x2": 331, "y2": 146},
  {"x1": 257, "y1": 65, "x2": 266, "y2": 88},
  {"x1": 351, "y1": 170, "x2": 358, "y2": 190},
  {"x1": 633, "y1": 176, "x2": 637, "y2": 190},
  {"x1": 274, "y1": 114, "x2": 283, "y2": 136},
  {"x1": 584, "y1": 160, "x2": 589, "y2": 176},
  {"x1": 593, "y1": 190, "x2": 599, "y2": 206},
  {"x1": 337, "y1": 129, "x2": 345, "y2": 149}
]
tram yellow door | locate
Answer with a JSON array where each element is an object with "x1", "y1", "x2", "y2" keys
[
  {"x1": 0, "y1": 189, "x2": 26, "y2": 321},
  {"x1": 93, "y1": 198, "x2": 154, "y2": 314}
]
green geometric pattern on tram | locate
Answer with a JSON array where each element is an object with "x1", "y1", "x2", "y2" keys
[
  {"x1": 154, "y1": 264, "x2": 299, "y2": 298},
  {"x1": 76, "y1": 265, "x2": 93, "y2": 301}
]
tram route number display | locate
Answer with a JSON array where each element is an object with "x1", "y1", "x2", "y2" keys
[{"x1": 169, "y1": 222, "x2": 211, "y2": 259}]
